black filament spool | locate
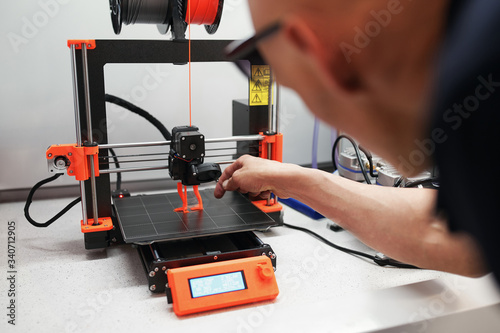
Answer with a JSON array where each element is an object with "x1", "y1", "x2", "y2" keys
[{"x1": 110, "y1": 0, "x2": 171, "y2": 34}]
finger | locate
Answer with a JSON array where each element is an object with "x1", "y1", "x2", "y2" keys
[
  {"x1": 218, "y1": 159, "x2": 243, "y2": 185},
  {"x1": 222, "y1": 177, "x2": 240, "y2": 192},
  {"x1": 214, "y1": 159, "x2": 243, "y2": 199},
  {"x1": 260, "y1": 191, "x2": 271, "y2": 199},
  {"x1": 248, "y1": 191, "x2": 270, "y2": 200},
  {"x1": 214, "y1": 180, "x2": 226, "y2": 199}
]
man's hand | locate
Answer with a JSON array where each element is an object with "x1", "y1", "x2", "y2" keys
[{"x1": 214, "y1": 155, "x2": 297, "y2": 200}]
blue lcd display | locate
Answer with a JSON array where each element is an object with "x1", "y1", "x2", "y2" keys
[{"x1": 189, "y1": 271, "x2": 247, "y2": 298}]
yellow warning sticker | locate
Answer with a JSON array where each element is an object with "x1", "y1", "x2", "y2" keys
[{"x1": 249, "y1": 65, "x2": 271, "y2": 106}]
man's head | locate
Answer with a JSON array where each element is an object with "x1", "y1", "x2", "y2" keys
[{"x1": 247, "y1": 0, "x2": 450, "y2": 175}]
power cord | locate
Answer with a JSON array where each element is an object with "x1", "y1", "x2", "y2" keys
[
  {"x1": 405, "y1": 178, "x2": 440, "y2": 188},
  {"x1": 332, "y1": 135, "x2": 373, "y2": 184},
  {"x1": 283, "y1": 222, "x2": 419, "y2": 269},
  {"x1": 393, "y1": 176, "x2": 439, "y2": 188},
  {"x1": 24, "y1": 173, "x2": 82, "y2": 228}
]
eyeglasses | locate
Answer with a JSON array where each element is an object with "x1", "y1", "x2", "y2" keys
[{"x1": 225, "y1": 22, "x2": 282, "y2": 77}]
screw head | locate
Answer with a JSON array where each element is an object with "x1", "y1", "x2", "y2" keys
[
  {"x1": 213, "y1": 255, "x2": 218, "y2": 260},
  {"x1": 48, "y1": 153, "x2": 52, "y2": 157},
  {"x1": 149, "y1": 271, "x2": 155, "y2": 277},
  {"x1": 68, "y1": 152, "x2": 72, "y2": 156},
  {"x1": 162, "y1": 266, "x2": 167, "y2": 271},
  {"x1": 150, "y1": 285, "x2": 156, "y2": 291},
  {"x1": 154, "y1": 267, "x2": 159, "y2": 272}
]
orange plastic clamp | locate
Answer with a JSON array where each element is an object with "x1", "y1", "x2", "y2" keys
[
  {"x1": 252, "y1": 198, "x2": 283, "y2": 213},
  {"x1": 67, "y1": 40, "x2": 96, "y2": 49},
  {"x1": 46, "y1": 144, "x2": 99, "y2": 181},
  {"x1": 81, "y1": 217, "x2": 113, "y2": 233},
  {"x1": 259, "y1": 133, "x2": 283, "y2": 162}
]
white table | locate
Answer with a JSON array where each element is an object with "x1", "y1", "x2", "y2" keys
[{"x1": 1, "y1": 195, "x2": 499, "y2": 332}]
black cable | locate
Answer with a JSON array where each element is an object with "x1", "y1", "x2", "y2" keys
[
  {"x1": 358, "y1": 146, "x2": 377, "y2": 178},
  {"x1": 283, "y1": 222, "x2": 419, "y2": 269},
  {"x1": 26, "y1": 96, "x2": 172, "y2": 228},
  {"x1": 108, "y1": 148, "x2": 121, "y2": 190},
  {"x1": 105, "y1": 94, "x2": 172, "y2": 141},
  {"x1": 393, "y1": 177, "x2": 439, "y2": 188},
  {"x1": 24, "y1": 173, "x2": 82, "y2": 228},
  {"x1": 404, "y1": 178, "x2": 440, "y2": 189},
  {"x1": 105, "y1": 94, "x2": 173, "y2": 190},
  {"x1": 373, "y1": 256, "x2": 420, "y2": 269},
  {"x1": 393, "y1": 176, "x2": 404, "y2": 187},
  {"x1": 284, "y1": 222, "x2": 374, "y2": 260},
  {"x1": 332, "y1": 135, "x2": 372, "y2": 184}
]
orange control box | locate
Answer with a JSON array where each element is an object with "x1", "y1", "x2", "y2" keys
[{"x1": 167, "y1": 256, "x2": 279, "y2": 316}]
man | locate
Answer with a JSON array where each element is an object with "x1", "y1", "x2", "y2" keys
[{"x1": 215, "y1": 0, "x2": 500, "y2": 281}]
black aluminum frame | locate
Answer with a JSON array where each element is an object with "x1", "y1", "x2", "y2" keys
[{"x1": 71, "y1": 39, "x2": 268, "y2": 249}]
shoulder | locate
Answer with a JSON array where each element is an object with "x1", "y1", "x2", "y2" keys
[
  {"x1": 432, "y1": 0, "x2": 500, "y2": 163},
  {"x1": 431, "y1": 0, "x2": 500, "y2": 282},
  {"x1": 435, "y1": 0, "x2": 500, "y2": 105}
]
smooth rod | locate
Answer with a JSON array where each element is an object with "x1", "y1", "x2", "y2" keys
[{"x1": 99, "y1": 135, "x2": 264, "y2": 150}]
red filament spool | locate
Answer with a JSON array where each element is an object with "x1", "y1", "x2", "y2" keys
[{"x1": 185, "y1": 0, "x2": 220, "y2": 25}]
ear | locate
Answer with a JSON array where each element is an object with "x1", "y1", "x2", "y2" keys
[
  {"x1": 282, "y1": 16, "x2": 363, "y2": 93},
  {"x1": 281, "y1": 17, "x2": 327, "y2": 67}
]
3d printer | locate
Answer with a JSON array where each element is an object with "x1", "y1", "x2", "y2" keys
[{"x1": 29, "y1": 0, "x2": 285, "y2": 315}]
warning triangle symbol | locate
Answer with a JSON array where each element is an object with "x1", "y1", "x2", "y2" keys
[
  {"x1": 252, "y1": 94, "x2": 262, "y2": 104},
  {"x1": 254, "y1": 68, "x2": 264, "y2": 77},
  {"x1": 252, "y1": 80, "x2": 262, "y2": 91}
]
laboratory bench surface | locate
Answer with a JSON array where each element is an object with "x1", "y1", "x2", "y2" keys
[{"x1": 1, "y1": 193, "x2": 500, "y2": 333}]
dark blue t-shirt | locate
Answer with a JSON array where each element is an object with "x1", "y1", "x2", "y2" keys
[{"x1": 432, "y1": 0, "x2": 500, "y2": 282}]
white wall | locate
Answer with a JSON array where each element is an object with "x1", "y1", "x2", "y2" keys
[{"x1": 0, "y1": 0, "x2": 333, "y2": 192}]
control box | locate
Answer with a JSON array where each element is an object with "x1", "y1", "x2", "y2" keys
[{"x1": 167, "y1": 256, "x2": 279, "y2": 316}]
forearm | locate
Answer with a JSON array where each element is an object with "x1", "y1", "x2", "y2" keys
[{"x1": 273, "y1": 165, "x2": 488, "y2": 277}]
